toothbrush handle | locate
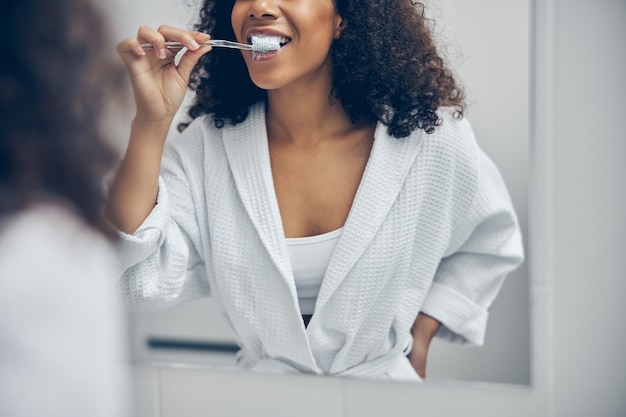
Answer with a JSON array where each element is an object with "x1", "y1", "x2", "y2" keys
[
  {"x1": 140, "y1": 40, "x2": 253, "y2": 51},
  {"x1": 207, "y1": 40, "x2": 253, "y2": 50}
]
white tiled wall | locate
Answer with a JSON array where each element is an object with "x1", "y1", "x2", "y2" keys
[{"x1": 131, "y1": 364, "x2": 541, "y2": 417}]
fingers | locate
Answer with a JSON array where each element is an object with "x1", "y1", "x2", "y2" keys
[
  {"x1": 114, "y1": 25, "x2": 213, "y2": 113},
  {"x1": 138, "y1": 25, "x2": 172, "y2": 60},
  {"x1": 156, "y1": 25, "x2": 207, "y2": 51},
  {"x1": 142, "y1": 25, "x2": 207, "y2": 58},
  {"x1": 117, "y1": 25, "x2": 211, "y2": 62},
  {"x1": 176, "y1": 31, "x2": 212, "y2": 83},
  {"x1": 116, "y1": 37, "x2": 145, "y2": 62}
]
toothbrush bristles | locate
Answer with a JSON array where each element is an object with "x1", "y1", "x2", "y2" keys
[{"x1": 251, "y1": 36, "x2": 282, "y2": 53}]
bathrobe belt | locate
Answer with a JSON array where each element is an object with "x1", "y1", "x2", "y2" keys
[{"x1": 240, "y1": 350, "x2": 421, "y2": 382}]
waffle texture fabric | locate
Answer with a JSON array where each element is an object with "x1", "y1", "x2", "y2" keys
[{"x1": 115, "y1": 103, "x2": 524, "y2": 381}]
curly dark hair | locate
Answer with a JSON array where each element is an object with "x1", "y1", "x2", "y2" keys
[
  {"x1": 184, "y1": 0, "x2": 464, "y2": 138},
  {"x1": 0, "y1": 0, "x2": 123, "y2": 235}
]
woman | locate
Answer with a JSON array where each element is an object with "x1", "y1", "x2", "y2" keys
[
  {"x1": 109, "y1": 0, "x2": 523, "y2": 381},
  {"x1": 0, "y1": 0, "x2": 129, "y2": 415}
]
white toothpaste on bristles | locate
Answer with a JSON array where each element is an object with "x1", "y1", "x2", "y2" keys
[{"x1": 251, "y1": 35, "x2": 285, "y2": 53}]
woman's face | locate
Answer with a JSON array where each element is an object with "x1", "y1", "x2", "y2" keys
[{"x1": 231, "y1": 0, "x2": 343, "y2": 91}]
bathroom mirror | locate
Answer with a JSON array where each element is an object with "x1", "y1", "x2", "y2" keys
[{"x1": 101, "y1": 0, "x2": 530, "y2": 385}]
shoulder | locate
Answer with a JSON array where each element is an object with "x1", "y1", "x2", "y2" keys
[
  {"x1": 220, "y1": 101, "x2": 267, "y2": 141},
  {"x1": 168, "y1": 114, "x2": 221, "y2": 149},
  {"x1": 0, "y1": 201, "x2": 115, "y2": 296},
  {"x1": 0, "y1": 202, "x2": 114, "y2": 264},
  {"x1": 422, "y1": 108, "x2": 478, "y2": 155},
  {"x1": 0, "y1": 202, "x2": 127, "y2": 415},
  {"x1": 406, "y1": 108, "x2": 480, "y2": 178},
  {"x1": 164, "y1": 114, "x2": 225, "y2": 168},
  {"x1": 401, "y1": 108, "x2": 483, "y2": 208},
  {"x1": 167, "y1": 102, "x2": 265, "y2": 156}
]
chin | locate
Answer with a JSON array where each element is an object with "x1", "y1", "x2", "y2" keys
[{"x1": 248, "y1": 74, "x2": 286, "y2": 91}]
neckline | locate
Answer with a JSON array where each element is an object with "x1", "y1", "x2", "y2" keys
[{"x1": 285, "y1": 227, "x2": 344, "y2": 245}]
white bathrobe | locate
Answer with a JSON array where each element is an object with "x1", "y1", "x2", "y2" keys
[{"x1": 116, "y1": 103, "x2": 524, "y2": 381}]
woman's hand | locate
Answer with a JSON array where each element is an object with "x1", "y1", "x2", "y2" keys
[
  {"x1": 107, "y1": 26, "x2": 212, "y2": 234},
  {"x1": 408, "y1": 313, "x2": 441, "y2": 379},
  {"x1": 117, "y1": 25, "x2": 212, "y2": 126}
]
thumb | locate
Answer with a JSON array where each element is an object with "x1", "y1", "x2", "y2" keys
[{"x1": 177, "y1": 46, "x2": 212, "y2": 85}]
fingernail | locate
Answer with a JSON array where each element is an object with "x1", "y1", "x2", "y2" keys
[
  {"x1": 189, "y1": 40, "x2": 200, "y2": 50},
  {"x1": 158, "y1": 48, "x2": 167, "y2": 59}
]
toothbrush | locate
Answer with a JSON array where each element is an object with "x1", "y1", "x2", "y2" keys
[{"x1": 140, "y1": 37, "x2": 281, "y2": 53}]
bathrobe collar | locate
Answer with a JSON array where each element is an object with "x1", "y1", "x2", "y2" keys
[{"x1": 222, "y1": 103, "x2": 423, "y2": 322}]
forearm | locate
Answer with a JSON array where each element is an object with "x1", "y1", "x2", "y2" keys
[{"x1": 106, "y1": 119, "x2": 171, "y2": 234}]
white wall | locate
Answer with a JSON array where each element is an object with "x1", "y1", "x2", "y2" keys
[
  {"x1": 425, "y1": 0, "x2": 531, "y2": 384},
  {"x1": 550, "y1": 1, "x2": 626, "y2": 415}
]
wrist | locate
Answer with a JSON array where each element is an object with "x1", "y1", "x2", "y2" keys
[
  {"x1": 131, "y1": 116, "x2": 174, "y2": 133},
  {"x1": 412, "y1": 313, "x2": 441, "y2": 341},
  {"x1": 124, "y1": 118, "x2": 171, "y2": 157},
  {"x1": 129, "y1": 117, "x2": 172, "y2": 146}
]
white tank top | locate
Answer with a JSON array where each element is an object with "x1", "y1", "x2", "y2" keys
[{"x1": 285, "y1": 228, "x2": 343, "y2": 315}]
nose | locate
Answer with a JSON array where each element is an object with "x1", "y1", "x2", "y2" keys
[{"x1": 247, "y1": 0, "x2": 279, "y2": 20}]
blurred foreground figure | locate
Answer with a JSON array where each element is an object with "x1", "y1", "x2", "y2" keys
[{"x1": 0, "y1": 0, "x2": 128, "y2": 416}]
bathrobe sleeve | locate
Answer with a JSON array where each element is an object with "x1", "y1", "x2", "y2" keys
[
  {"x1": 114, "y1": 122, "x2": 211, "y2": 313},
  {"x1": 419, "y1": 147, "x2": 524, "y2": 346}
]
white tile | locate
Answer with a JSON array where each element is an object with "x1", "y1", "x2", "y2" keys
[
  {"x1": 343, "y1": 377, "x2": 540, "y2": 417},
  {"x1": 131, "y1": 366, "x2": 160, "y2": 417},
  {"x1": 159, "y1": 367, "x2": 343, "y2": 417}
]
